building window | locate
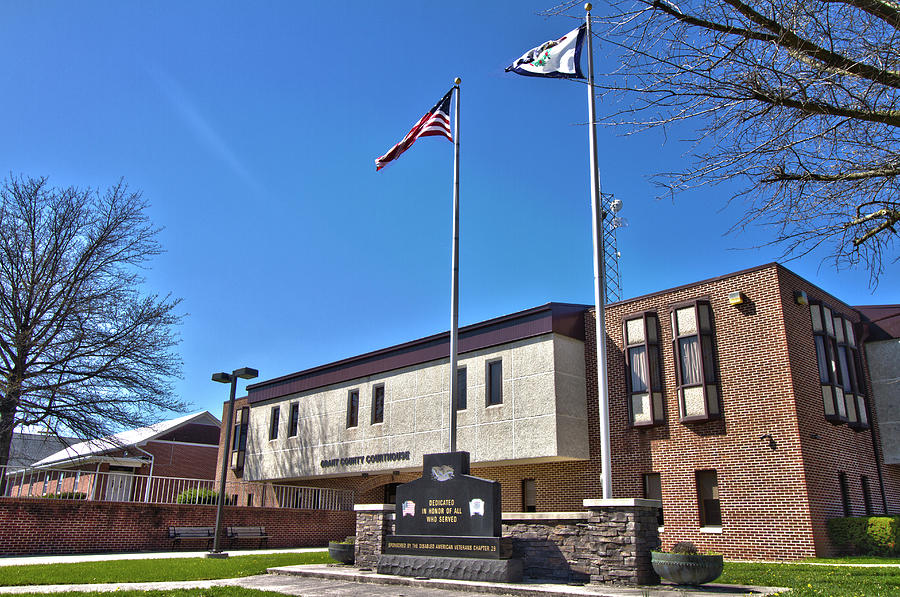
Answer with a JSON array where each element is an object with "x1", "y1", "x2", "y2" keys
[
  {"x1": 231, "y1": 406, "x2": 248, "y2": 470},
  {"x1": 268, "y1": 406, "x2": 280, "y2": 440},
  {"x1": 522, "y1": 479, "x2": 536, "y2": 512},
  {"x1": 371, "y1": 385, "x2": 385, "y2": 424},
  {"x1": 696, "y1": 470, "x2": 722, "y2": 527},
  {"x1": 347, "y1": 389, "x2": 359, "y2": 428},
  {"x1": 672, "y1": 301, "x2": 720, "y2": 422},
  {"x1": 861, "y1": 476, "x2": 873, "y2": 515},
  {"x1": 624, "y1": 312, "x2": 664, "y2": 427},
  {"x1": 839, "y1": 471, "x2": 852, "y2": 516},
  {"x1": 487, "y1": 359, "x2": 503, "y2": 406},
  {"x1": 811, "y1": 302, "x2": 847, "y2": 422},
  {"x1": 643, "y1": 473, "x2": 664, "y2": 526},
  {"x1": 288, "y1": 403, "x2": 299, "y2": 437},
  {"x1": 384, "y1": 482, "x2": 400, "y2": 505},
  {"x1": 810, "y1": 303, "x2": 869, "y2": 427},
  {"x1": 456, "y1": 367, "x2": 467, "y2": 410}
]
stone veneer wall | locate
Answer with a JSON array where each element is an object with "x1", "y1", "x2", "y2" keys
[
  {"x1": 502, "y1": 512, "x2": 593, "y2": 582},
  {"x1": 354, "y1": 504, "x2": 394, "y2": 569},
  {"x1": 356, "y1": 499, "x2": 660, "y2": 586},
  {"x1": 582, "y1": 500, "x2": 661, "y2": 585}
]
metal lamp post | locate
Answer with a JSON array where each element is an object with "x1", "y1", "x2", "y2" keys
[{"x1": 206, "y1": 366, "x2": 258, "y2": 558}]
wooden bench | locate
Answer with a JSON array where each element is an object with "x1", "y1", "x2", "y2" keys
[
  {"x1": 226, "y1": 526, "x2": 268, "y2": 549},
  {"x1": 168, "y1": 526, "x2": 215, "y2": 550}
]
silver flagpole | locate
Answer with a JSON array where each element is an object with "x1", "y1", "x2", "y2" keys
[
  {"x1": 449, "y1": 77, "x2": 461, "y2": 453},
  {"x1": 585, "y1": 3, "x2": 612, "y2": 498}
]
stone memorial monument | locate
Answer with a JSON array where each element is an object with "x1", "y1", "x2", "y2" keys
[{"x1": 377, "y1": 451, "x2": 522, "y2": 581}]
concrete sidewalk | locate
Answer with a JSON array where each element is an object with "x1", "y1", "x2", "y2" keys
[
  {"x1": 267, "y1": 564, "x2": 785, "y2": 597},
  {"x1": 0, "y1": 567, "x2": 785, "y2": 596}
]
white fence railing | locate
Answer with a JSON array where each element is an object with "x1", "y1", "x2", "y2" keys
[{"x1": 0, "y1": 465, "x2": 354, "y2": 511}]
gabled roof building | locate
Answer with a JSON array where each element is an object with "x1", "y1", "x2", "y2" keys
[{"x1": 33, "y1": 411, "x2": 222, "y2": 480}]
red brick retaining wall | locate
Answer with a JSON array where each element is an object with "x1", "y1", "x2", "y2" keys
[{"x1": 0, "y1": 498, "x2": 355, "y2": 555}]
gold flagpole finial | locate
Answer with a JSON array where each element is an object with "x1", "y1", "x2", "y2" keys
[
  {"x1": 585, "y1": 3, "x2": 592, "y2": 11},
  {"x1": 454, "y1": 77, "x2": 461, "y2": 85}
]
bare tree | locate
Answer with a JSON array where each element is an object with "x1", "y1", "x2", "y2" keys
[
  {"x1": 0, "y1": 176, "x2": 185, "y2": 470},
  {"x1": 547, "y1": 0, "x2": 900, "y2": 282}
]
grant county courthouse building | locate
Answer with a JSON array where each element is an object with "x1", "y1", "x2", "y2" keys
[{"x1": 216, "y1": 263, "x2": 900, "y2": 559}]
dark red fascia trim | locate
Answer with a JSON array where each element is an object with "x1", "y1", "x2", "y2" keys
[{"x1": 245, "y1": 302, "x2": 588, "y2": 404}]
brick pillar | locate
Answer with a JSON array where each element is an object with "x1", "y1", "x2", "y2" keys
[
  {"x1": 353, "y1": 504, "x2": 394, "y2": 569},
  {"x1": 583, "y1": 498, "x2": 661, "y2": 585}
]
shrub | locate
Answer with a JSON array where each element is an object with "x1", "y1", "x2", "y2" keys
[
  {"x1": 827, "y1": 516, "x2": 900, "y2": 556},
  {"x1": 175, "y1": 488, "x2": 219, "y2": 505},
  {"x1": 671, "y1": 541, "x2": 700, "y2": 555},
  {"x1": 42, "y1": 491, "x2": 87, "y2": 500}
]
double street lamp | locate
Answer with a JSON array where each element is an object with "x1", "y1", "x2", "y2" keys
[{"x1": 206, "y1": 366, "x2": 258, "y2": 558}]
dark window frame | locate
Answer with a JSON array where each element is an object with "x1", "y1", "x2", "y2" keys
[
  {"x1": 288, "y1": 402, "x2": 300, "y2": 437},
  {"x1": 371, "y1": 384, "x2": 385, "y2": 424},
  {"x1": 383, "y1": 482, "x2": 400, "y2": 505},
  {"x1": 839, "y1": 315, "x2": 870, "y2": 431},
  {"x1": 268, "y1": 406, "x2": 280, "y2": 441},
  {"x1": 643, "y1": 472, "x2": 664, "y2": 527},
  {"x1": 522, "y1": 478, "x2": 537, "y2": 512},
  {"x1": 456, "y1": 366, "x2": 467, "y2": 411},
  {"x1": 486, "y1": 359, "x2": 503, "y2": 406},
  {"x1": 861, "y1": 475, "x2": 873, "y2": 515},
  {"x1": 346, "y1": 389, "x2": 359, "y2": 428},
  {"x1": 696, "y1": 469, "x2": 722, "y2": 527},
  {"x1": 230, "y1": 406, "x2": 248, "y2": 470},
  {"x1": 839, "y1": 471, "x2": 852, "y2": 516},
  {"x1": 810, "y1": 302, "x2": 870, "y2": 427},
  {"x1": 623, "y1": 311, "x2": 665, "y2": 427},
  {"x1": 671, "y1": 300, "x2": 721, "y2": 423}
]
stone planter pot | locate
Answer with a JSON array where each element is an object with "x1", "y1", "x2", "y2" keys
[
  {"x1": 650, "y1": 551, "x2": 723, "y2": 585},
  {"x1": 328, "y1": 541, "x2": 355, "y2": 564}
]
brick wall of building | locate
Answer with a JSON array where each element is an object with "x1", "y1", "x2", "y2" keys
[
  {"x1": 595, "y1": 264, "x2": 818, "y2": 559},
  {"x1": 0, "y1": 498, "x2": 355, "y2": 556},
  {"x1": 776, "y1": 267, "x2": 900, "y2": 555},
  {"x1": 143, "y1": 440, "x2": 219, "y2": 480}
]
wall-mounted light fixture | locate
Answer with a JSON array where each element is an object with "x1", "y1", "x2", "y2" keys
[
  {"x1": 794, "y1": 290, "x2": 809, "y2": 305},
  {"x1": 728, "y1": 291, "x2": 744, "y2": 306}
]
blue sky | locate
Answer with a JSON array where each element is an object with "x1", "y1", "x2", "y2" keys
[{"x1": 1, "y1": 1, "x2": 895, "y2": 422}]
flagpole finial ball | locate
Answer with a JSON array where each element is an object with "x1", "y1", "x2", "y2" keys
[
  {"x1": 454, "y1": 77, "x2": 461, "y2": 85},
  {"x1": 585, "y1": 2, "x2": 592, "y2": 11}
]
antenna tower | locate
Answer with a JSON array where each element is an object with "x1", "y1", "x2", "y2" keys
[{"x1": 602, "y1": 194, "x2": 626, "y2": 303}]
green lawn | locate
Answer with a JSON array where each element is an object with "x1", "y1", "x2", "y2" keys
[
  {"x1": 0, "y1": 552, "x2": 335, "y2": 586},
  {"x1": 721, "y1": 561, "x2": 900, "y2": 596}
]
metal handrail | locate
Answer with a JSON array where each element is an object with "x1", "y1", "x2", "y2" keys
[{"x1": 0, "y1": 464, "x2": 354, "y2": 510}]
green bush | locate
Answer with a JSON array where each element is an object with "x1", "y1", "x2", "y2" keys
[
  {"x1": 41, "y1": 491, "x2": 87, "y2": 500},
  {"x1": 175, "y1": 488, "x2": 219, "y2": 505},
  {"x1": 827, "y1": 516, "x2": 900, "y2": 556}
]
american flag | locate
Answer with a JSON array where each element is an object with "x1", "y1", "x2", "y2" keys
[
  {"x1": 375, "y1": 89, "x2": 453, "y2": 171},
  {"x1": 402, "y1": 500, "x2": 416, "y2": 517}
]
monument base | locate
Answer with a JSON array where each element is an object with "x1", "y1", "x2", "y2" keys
[
  {"x1": 377, "y1": 554, "x2": 523, "y2": 582},
  {"x1": 384, "y1": 534, "x2": 512, "y2": 559}
]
